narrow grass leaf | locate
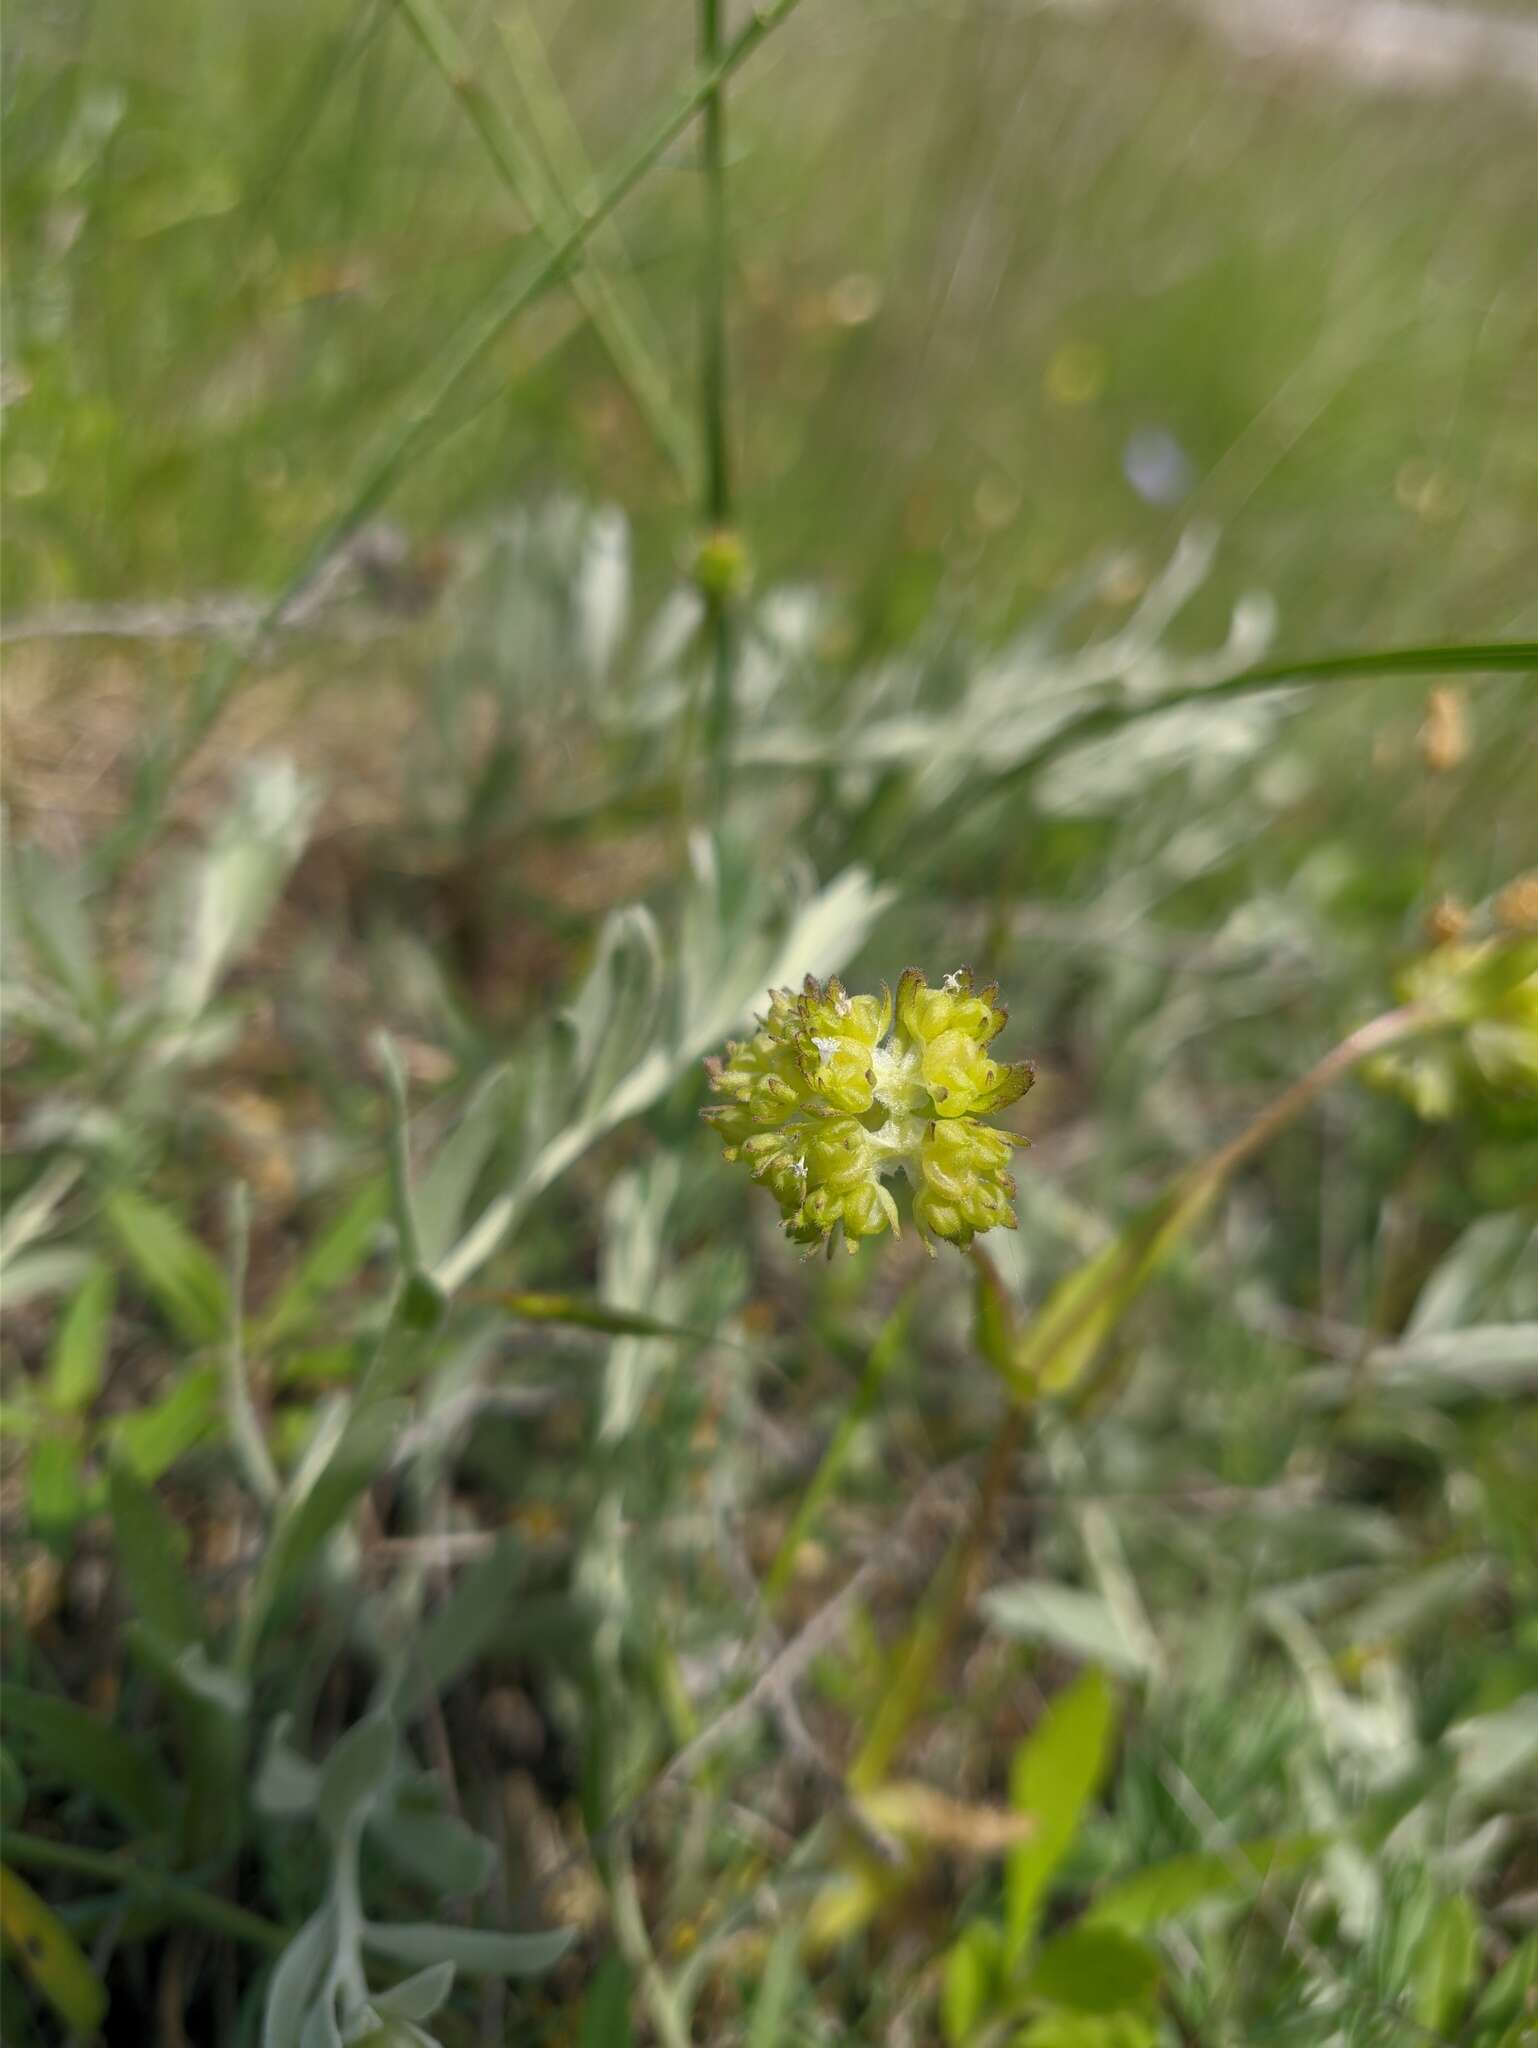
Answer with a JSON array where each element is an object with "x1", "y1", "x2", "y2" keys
[
  {"x1": 580, "y1": 1952, "x2": 633, "y2": 2046},
  {"x1": 1011, "y1": 1178, "x2": 1217, "y2": 1400},
  {"x1": 495, "y1": 1291, "x2": 702, "y2": 1342},
  {"x1": 46, "y1": 1262, "x2": 115, "y2": 1411},
  {"x1": 27, "y1": 1437, "x2": 88, "y2": 1547},
  {"x1": 942, "y1": 1919, "x2": 1002, "y2": 2045},
  {"x1": 744, "y1": 1926, "x2": 799, "y2": 2048},
  {"x1": 1411, "y1": 1893, "x2": 1481, "y2": 2035},
  {"x1": 1086, "y1": 1834, "x2": 1327, "y2": 1932},
  {"x1": 258, "y1": 1178, "x2": 388, "y2": 1347},
  {"x1": 109, "y1": 1366, "x2": 221, "y2": 1481},
  {"x1": 0, "y1": 1864, "x2": 108, "y2": 2036},
  {"x1": 104, "y1": 1189, "x2": 228, "y2": 1344}
]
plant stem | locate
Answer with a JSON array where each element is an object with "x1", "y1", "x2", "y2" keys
[
  {"x1": 698, "y1": 0, "x2": 731, "y2": 536},
  {"x1": 847, "y1": 1009, "x2": 1435, "y2": 1789},
  {"x1": 2, "y1": 1835, "x2": 287, "y2": 1955},
  {"x1": 222, "y1": 1183, "x2": 280, "y2": 1507},
  {"x1": 697, "y1": 0, "x2": 737, "y2": 817},
  {"x1": 96, "y1": 0, "x2": 809, "y2": 879},
  {"x1": 763, "y1": 1290, "x2": 913, "y2": 1611},
  {"x1": 847, "y1": 1400, "x2": 1026, "y2": 1794},
  {"x1": 390, "y1": 0, "x2": 694, "y2": 487}
]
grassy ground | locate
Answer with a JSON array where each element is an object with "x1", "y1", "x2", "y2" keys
[{"x1": 3, "y1": 1, "x2": 1538, "y2": 2043}]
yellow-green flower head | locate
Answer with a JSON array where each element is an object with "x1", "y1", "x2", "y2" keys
[
  {"x1": 703, "y1": 969, "x2": 1035, "y2": 1253},
  {"x1": 1366, "y1": 933, "x2": 1538, "y2": 1128}
]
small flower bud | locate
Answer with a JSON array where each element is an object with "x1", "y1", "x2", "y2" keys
[
  {"x1": 693, "y1": 528, "x2": 751, "y2": 603},
  {"x1": 1417, "y1": 686, "x2": 1469, "y2": 775},
  {"x1": 1424, "y1": 895, "x2": 1470, "y2": 948},
  {"x1": 1494, "y1": 874, "x2": 1538, "y2": 934}
]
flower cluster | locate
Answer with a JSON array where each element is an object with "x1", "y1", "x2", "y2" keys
[
  {"x1": 1366, "y1": 930, "x2": 1538, "y2": 1130},
  {"x1": 703, "y1": 969, "x2": 1035, "y2": 1253}
]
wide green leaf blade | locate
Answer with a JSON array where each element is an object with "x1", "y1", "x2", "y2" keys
[
  {"x1": 1005, "y1": 1669, "x2": 1117, "y2": 1964},
  {"x1": 0, "y1": 1686, "x2": 171, "y2": 1837}
]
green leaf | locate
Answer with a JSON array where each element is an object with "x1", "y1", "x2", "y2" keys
[
  {"x1": 263, "y1": 1903, "x2": 337, "y2": 2048},
  {"x1": 942, "y1": 1919, "x2": 1002, "y2": 2045},
  {"x1": 0, "y1": 1249, "x2": 95, "y2": 1309},
  {"x1": 1005, "y1": 1669, "x2": 1117, "y2": 1964},
  {"x1": 361, "y1": 1919, "x2": 575, "y2": 1978},
  {"x1": 1447, "y1": 1693, "x2": 1538, "y2": 1802},
  {"x1": 109, "y1": 1461, "x2": 206, "y2": 1649},
  {"x1": 1412, "y1": 1893, "x2": 1481, "y2": 2036},
  {"x1": 1086, "y1": 1834, "x2": 1327, "y2": 1933},
  {"x1": 0, "y1": 1748, "x2": 24, "y2": 1826},
  {"x1": 972, "y1": 1252, "x2": 1019, "y2": 1386},
  {"x1": 160, "y1": 756, "x2": 318, "y2": 1023},
  {"x1": 413, "y1": 1071, "x2": 510, "y2": 1269},
  {"x1": 124, "y1": 1626, "x2": 248, "y2": 1864},
  {"x1": 109, "y1": 1365, "x2": 221, "y2": 1479},
  {"x1": 398, "y1": 1270, "x2": 447, "y2": 1333},
  {"x1": 46, "y1": 1262, "x2": 115, "y2": 1412},
  {"x1": 371, "y1": 1802, "x2": 496, "y2": 1898},
  {"x1": 1022, "y1": 1926, "x2": 1160, "y2": 2016},
  {"x1": 742, "y1": 1929, "x2": 797, "y2": 2048},
  {"x1": 495, "y1": 1291, "x2": 704, "y2": 1342},
  {"x1": 0, "y1": 1863, "x2": 108, "y2": 2037},
  {"x1": 254, "y1": 1718, "x2": 321, "y2": 1820},
  {"x1": 4, "y1": 840, "x2": 103, "y2": 1018},
  {"x1": 566, "y1": 904, "x2": 663, "y2": 1118},
  {"x1": 414, "y1": 1535, "x2": 522, "y2": 1698},
  {"x1": 1013, "y1": 2011, "x2": 1156, "y2": 2048},
  {"x1": 258, "y1": 1179, "x2": 388, "y2": 1347},
  {"x1": 372, "y1": 1961, "x2": 456, "y2": 2024},
  {"x1": 299, "y1": 1998, "x2": 342, "y2": 2048},
  {"x1": 1010, "y1": 1178, "x2": 1217, "y2": 1399},
  {"x1": 1031, "y1": 642, "x2": 1538, "y2": 789},
  {"x1": 982, "y1": 1583, "x2": 1152, "y2": 1678},
  {"x1": 0, "y1": 1685, "x2": 171, "y2": 1836},
  {"x1": 317, "y1": 1713, "x2": 396, "y2": 1839},
  {"x1": 1470, "y1": 1934, "x2": 1538, "y2": 2041},
  {"x1": 242, "y1": 1398, "x2": 406, "y2": 1658},
  {"x1": 580, "y1": 1957, "x2": 634, "y2": 2046},
  {"x1": 28, "y1": 1436, "x2": 88, "y2": 1547},
  {"x1": 103, "y1": 1189, "x2": 228, "y2": 1344}
]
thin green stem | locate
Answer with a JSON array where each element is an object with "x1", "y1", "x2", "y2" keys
[
  {"x1": 698, "y1": 0, "x2": 731, "y2": 535},
  {"x1": 222, "y1": 1182, "x2": 280, "y2": 1507},
  {"x1": 697, "y1": 0, "x2": 738, "y2": 818},
  {"x1": 2, "y1": 1834, "x2": 287, "y2": 1955},
  {"x1": 1024, "y1": 640, "x2": 1538, "y2": 787},
  {"x1": 390, "y1": 0, "x2": 694, "y2": 487},
  {"x1": 763, "y1": 1291, "x2": 913, "y2": 1611},
  {"x1": 95, "y1": 0, "x2": 809, "y2": 878},
  {"x1": 848, "y1": 1397, "x2": 1028, "y2": 1794}
]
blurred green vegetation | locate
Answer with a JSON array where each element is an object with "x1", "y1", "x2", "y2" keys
[
  {"x1": 3, "y1": 1, "x2": 1537, "y2": 2044},
  {"x1": 6, "y1": 0, "x2": 1538, "y2": 641}
]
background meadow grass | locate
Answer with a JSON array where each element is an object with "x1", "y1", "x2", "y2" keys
[{"x1": 3, "y1": 0, "x2": 1538, "y2": 2042}]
